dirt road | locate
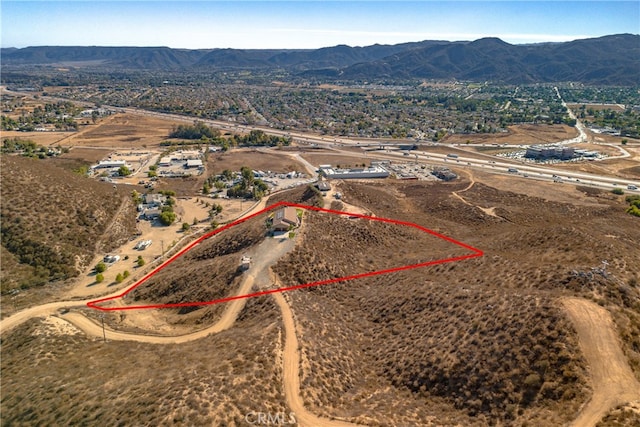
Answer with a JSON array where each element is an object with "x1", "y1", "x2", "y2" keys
[
  {"x1": 562, "y1": 297, "x2": 640, "y2": 427},
  {"x1": 273, "y1": 290, "x2": 358, "y2": 427},
  {"x1": 0, "y1": 300, "x2": 87, "y2": 333},
  {"x1": 58, "y1": 237, "x2": 295, "y2": 343}
]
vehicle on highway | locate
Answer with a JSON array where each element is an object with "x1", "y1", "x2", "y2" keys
[
  {"x1": 628, "y1": 185, "x2": 638, "y2": 190},
  {"x1": 447, "y1": 153, "x2": 458, "y2": 158},
  {"x1": 507, "y1": 168, "x2": 519, "y2": 173}
]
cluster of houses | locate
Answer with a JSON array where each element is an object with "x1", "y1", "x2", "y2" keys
[{"x1": 138, "y1": 193, "x2": 167, "y2": 221}]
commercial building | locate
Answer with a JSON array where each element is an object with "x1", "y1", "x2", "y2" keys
[
  {"x1": 319, "y1": 165, "x2": 389, "y2": 179},
  {"x1": 186, "y1": 159, "x2": 204, "y2": 169},
  {"x1": 525, "y1": 145, "x2": 575, "y2": 160},
  {"x1": 94, "y1": 160, "x2": 127, "y2": 169}
]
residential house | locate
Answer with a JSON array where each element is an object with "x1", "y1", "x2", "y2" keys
[{"x1": 272, "y1": 206, "x2": 299, "y2": 231}]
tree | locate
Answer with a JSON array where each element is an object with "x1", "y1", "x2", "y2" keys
[
  {"x1": 240, "y1": 166, "x2": 254, "y2": 188},
  {"x1": 222, "y1": 169, "x2": 233, "y2": 181},
  {"x1": 118, "y1": 165, "x2": 131, "y2": 176},
  {"x1": 95, "y1": 261, "x2": 107, "y2": 273},
  {"x1": 137, "y1": 256, "x2": 145, "y2": 267},
  {"x1": 95, "y1": 273, "x2": 104, "y2": 283},
  {"x1": 181, "y1": 222, "x2": 191, "y2": 231},
  {"x1": 123, "y1": 270, "x2": 130, "y2": 279},
  {"x1": 622, "y1": 138, "x2": 628, "y2": 145},
  {"x1": 159, "y1": 210, "x2": 177, "y2": 225},
  {"x1": 115, "y1": 273, "x2": 124, "y2": 283}
]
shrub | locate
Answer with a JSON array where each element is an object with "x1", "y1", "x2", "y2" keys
[
  {"x1": 115, "y1": 273, "x2": 123, "y2": 283},
  {"x1": 181, "y1": 222, "x2": 191, "y2": 231},
  {"x1": 612, "y1": 188, "x2": 624, "y2": 195},
  {"x1": 137, "y1": 256, "x2": 145, "y2": 267},
  {"x1": 95, "y1": 273, "x2": 104, "y2": 283},
  {"x1": 95, "y1": 262, "x2": 107, "y2": 273}
]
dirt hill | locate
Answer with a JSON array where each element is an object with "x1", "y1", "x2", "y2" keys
[
  {"x1": 0, "y1": 155, "x2": 137, "y2": 292},
  {"x1": 127, "y1": 215, "x2": 267, "y2": 324},
  {"x1": 270, "y1": 179, "x2": 640, "y2": 426}
]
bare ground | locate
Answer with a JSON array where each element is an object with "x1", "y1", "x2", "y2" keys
[{"x1": 562, "y1": 298, "x2": 640, "y2": 427}]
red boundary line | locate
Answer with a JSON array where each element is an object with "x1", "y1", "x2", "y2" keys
[{"x1": 87, "y1": 201, "x2": 483, "y2": 311}]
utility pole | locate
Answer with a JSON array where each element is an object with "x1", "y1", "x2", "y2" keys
[
  {"x1": 161, "y1": 240, "x2": 164, "y2": 258},
  {"x1": 101, "y1": 314, "x2": 106, "y2": 342}
]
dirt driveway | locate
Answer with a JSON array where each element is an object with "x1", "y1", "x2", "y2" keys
[{"x1": 562, "y1": 297, "x2": 640, "y2": 427}]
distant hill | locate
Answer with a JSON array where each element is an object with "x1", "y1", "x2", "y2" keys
[
  {"x1": 2, "y1": 34, "x2": 638, "y2": 84},
  {"x1": 0, "y1": 155, "x2": 137, "y2": 291}
]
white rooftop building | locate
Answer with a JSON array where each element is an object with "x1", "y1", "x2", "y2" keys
[{"x1": 319, "y1": 165, "x2": 389, "y2": 179}]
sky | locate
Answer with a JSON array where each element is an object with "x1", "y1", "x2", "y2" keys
[{"x1": 1, "y1": 1, "x2": 639, "y2": 49}]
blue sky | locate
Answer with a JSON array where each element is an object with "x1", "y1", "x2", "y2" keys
[{"x1": 2, "y1": 1, "x2": 638, "y2": 49}]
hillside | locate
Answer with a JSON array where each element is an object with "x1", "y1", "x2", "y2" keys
[
  {"x1": 0, "y1": 155, "x2": 137, "y2": 292},
  {"x1": 126, "y1": 215, "x2": 268, "y2": 324},
  {"x1": 0, "y1": 296, "x2": 286, "y2": 425},
  {"x1": 2, "y1": 34, "x2": 638, "y2": 84},
  {"x1": 268, "y1": 179, "x2": 640, "y2": 425},
  {"x1": 335, "y1": 34, "x2": 640, "y2": 85}
]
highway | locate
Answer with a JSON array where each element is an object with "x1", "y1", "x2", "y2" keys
[
  {"x1": 118, "y1": 105, "x2": 639, "y2": 192},
  {"x1": 366, "y1": 148, "x2": 639, "y2": 190},
  {"x1": 5, "y1": 86, "x2": 636, "y2": 193}
]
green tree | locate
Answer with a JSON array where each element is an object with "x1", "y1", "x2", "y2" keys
[
  {"x1": 159, "y1": 210, "x2": 177, "y2": 225},
  {"x1": 95, "y1": 273, "x2": 104, "y2": 283},
  {"x1": 181, "y1": 222, "x2": 191, "y2": 231},
  {"x1": 118, "y1": 165, "x2": 131, "y2": 176},
  {"x1": 123, "y1": 270, "x2": 130, "y2": 279},
  {"x1": 137, "y1": 256, "x2": 145, "y2": 267},
  {"x1": 95, "y1": 261, "x2": 107, "y2": 273},
  {"x1": 115, "y1": 273, "x2": 124, "y2": 283},
  {"x1": 240, "y1": 166, "x2": 254, "y2": 188}
]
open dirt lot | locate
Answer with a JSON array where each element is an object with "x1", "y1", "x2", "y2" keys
[
  {"x1": 300, "y1": 151, "x2": 369, "y2": 168},
  {"x1": 207, "y1": 148, "x2": 306, "y2": 175},
  {"x1": 64, "y1": 113, "x2": 182, "y2": 148},
  {"x1": 444, "y1": 124, "x2": 578, "y2": 145},
  {"x1": 1, "y1": 130, "x2": 74, "y2": 146}
]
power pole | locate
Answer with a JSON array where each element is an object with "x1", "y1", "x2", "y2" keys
[
  {"x1": 161, "y1": 240, "x2": 164, "y2": 258},
  {"x1": 101, "y1": 314, "x2": 106, "y2": 342}
]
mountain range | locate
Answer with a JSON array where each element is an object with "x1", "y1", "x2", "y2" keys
[{"x1": 2, "y1": 34, "x2": 638, "y2": 85}]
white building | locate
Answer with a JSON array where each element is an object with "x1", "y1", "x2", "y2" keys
[
  {"x1": 319, "y1": 165, "x2": 389, "y2": 179},
  {"x1": 94, "y1": 160, "x2": 127, "y2": 169},
  {"x1": 186, "y1": 159, "x2": 204, "y2": 169}
]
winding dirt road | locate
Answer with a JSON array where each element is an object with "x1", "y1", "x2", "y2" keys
[
  {"x1": 562, "y1": 297, "x2": 640, "y2": 427},
  {"x1": 1, "y1": 230, "x2": 355, "y2": 426},
  {"x1": 273, "y1": 290, "x2": 358, "y2": 427},
  {"x1": 3, "y1": 194, "x2": 639, "y2": 426}
]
